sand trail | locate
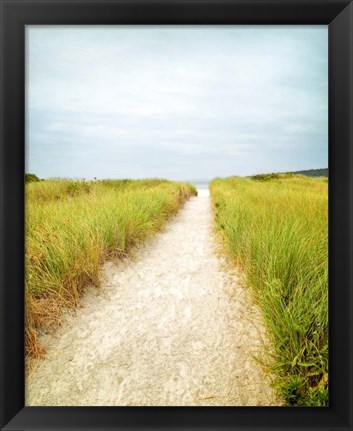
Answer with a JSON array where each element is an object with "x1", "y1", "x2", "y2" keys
[{"x1": 26, "y1": 192, "x2": 279, "y2": 406}]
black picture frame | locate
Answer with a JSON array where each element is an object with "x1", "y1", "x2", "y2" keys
[{"x1": 1, "y1": 1, "x2": 352, "y2": 430}]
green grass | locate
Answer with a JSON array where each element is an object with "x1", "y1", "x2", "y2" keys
[
  {"x1": 26, "y1": 178, "x2": 196, "y2": 356},
  {"x1": 210, "y1": 175, "x2": 328, "y2": 406}
]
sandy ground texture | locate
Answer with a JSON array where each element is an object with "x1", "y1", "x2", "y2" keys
[{"x1": 26, "y1": 191, "x2": 280, "y2": 406}]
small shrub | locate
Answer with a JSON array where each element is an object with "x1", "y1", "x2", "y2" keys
[{"x1": 25, "y1": 173, "x2": 41, "y2": 183}]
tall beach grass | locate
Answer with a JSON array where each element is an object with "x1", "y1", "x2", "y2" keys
[
  {"x1": 210, "y1": 174, "x2": 328, "y2": 406},
  {"x1": 26, "y1": 178, "x2": 196, "y2": 356}
]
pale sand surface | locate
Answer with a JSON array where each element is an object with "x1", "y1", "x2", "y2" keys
[{"x1": 26, "y1": 192, "x2": 280, "y2": 406}]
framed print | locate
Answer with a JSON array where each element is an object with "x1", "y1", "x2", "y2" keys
[{"x1": 0, "y1": 0, "x2": 352, "y2": 430}]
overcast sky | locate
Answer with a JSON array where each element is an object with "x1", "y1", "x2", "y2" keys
[{"x1": 26, "y1": 26, "x2": 328, "y2": 181}]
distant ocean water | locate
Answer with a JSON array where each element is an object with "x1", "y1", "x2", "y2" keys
[{"x1": 189, "y1": 182, "x2": 209, "y2": 191}]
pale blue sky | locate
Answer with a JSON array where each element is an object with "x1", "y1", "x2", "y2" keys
[{"x1": 26, "y1": 26, "x2": 328, "y2": 181}]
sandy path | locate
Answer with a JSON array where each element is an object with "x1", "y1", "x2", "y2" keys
[{"x1": 26, "y1": 191, "x2": 279, "y2": 406}]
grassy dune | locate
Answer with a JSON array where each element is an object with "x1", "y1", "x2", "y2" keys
[
  {"x1": 26, "y1": 178, "x2": 196, "y2": 356},
  {"x1": 210, "y1": 174, "x2": 328, "y2": 406}
]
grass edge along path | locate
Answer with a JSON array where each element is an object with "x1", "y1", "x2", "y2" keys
[
  {"x1": 26, "y1": 179, "x2": 197, "y2": 357},
  {"x1": 210, "y1": 174, "x2": 328, "y2": 406}
]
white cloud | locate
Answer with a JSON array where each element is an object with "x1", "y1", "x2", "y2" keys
[{"x1": 26, "y1": 25, "x2": 328, "y2": 179}]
